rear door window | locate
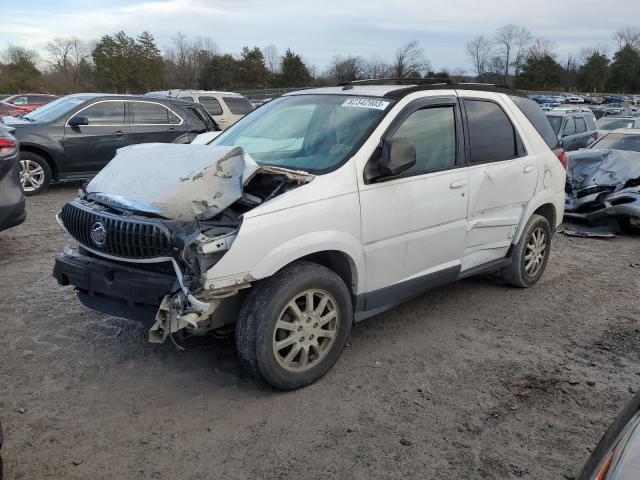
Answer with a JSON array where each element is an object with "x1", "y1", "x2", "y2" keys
[
  {"x1": 575, "y1": 117, "x2": 586, "y2": 133},
  {"x1": 563, "y1": 117, "x2": 576, "y2": 136},
  {"x1": 223, "y1": 96, "x2": 254, "y2": 115},
  {"x1": 131, "y1": 102, "x2": 171, "y2": 125},
  {"x1": 464, "y1": 100, "x2": 519, "y2": 163},
  {"x1": 199, "y1": 97, "x2": 224, "y2": 116}
]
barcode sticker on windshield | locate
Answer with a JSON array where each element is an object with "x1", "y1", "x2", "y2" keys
[{"x1": 341, "y1": 98, "x2": 390, "y2": 110}]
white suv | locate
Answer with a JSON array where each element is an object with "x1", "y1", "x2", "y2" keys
[
  {"x1": 145, "y1": 90, "x2": 253, "y2": 129},
  {"x1": 54, "y1": 83, "x2": 566, "y2": 390}
]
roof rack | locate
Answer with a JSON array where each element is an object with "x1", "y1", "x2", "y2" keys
[
  {"x1": 340, "y1": 77, "x2": 453, "y2": 89},
  {"x1": 336, "y1": 78, "x2": 521, "y2": 99}
]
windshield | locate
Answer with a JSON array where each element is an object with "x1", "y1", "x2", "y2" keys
[
  {"x1": 596, "y1": 117, "x2": 635, "y2": 131},
  {"x1": 591, "y1": 133, "x2": 640, "y2": 153},
  {"x1": 212, "y1": 94, "x2": 393, "y2": 172},
  {"x1": 24, "y1": 95, "x2": 92, "y2": 123},
  {"x1": 547, "y1": 115, "x2": 563, "y2": 135}
]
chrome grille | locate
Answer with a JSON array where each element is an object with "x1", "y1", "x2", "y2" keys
[{"x1": 60, "y1": 201, "x2": 173, "y2": 259}]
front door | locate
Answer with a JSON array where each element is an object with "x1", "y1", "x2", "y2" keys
[
  {"x1": 358, "y1": 96, "x2": 468, "y2": 309},
  {"x1": 460, "y1": 95, "x2": 539, "y2": 270},
  {"x1": 63, "y1": 100, "x2": 130, "y2": 174}
]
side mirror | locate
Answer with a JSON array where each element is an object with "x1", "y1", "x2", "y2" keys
[
  {"x1": 69, "y1": 115, "x2": 88, "y2": 127},
  {"x1": 378, "y1": 138, "x2": 416, "y2": 177}
]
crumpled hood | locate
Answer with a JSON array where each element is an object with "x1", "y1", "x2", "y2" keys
[{"x1": 86, "y1": 143, "x2": 261, "y2": 220}]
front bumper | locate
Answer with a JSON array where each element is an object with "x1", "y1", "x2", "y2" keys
[
  {"x1": 53, "y1": 249, "x2": 179, "y2": 323},
  {"x1": 0, "y1": 156, "x2": 26, "y2": 232}
]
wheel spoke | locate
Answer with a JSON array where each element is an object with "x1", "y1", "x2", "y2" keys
[
  {"x1": 314, "y1": 296, "x2": 329, "y2": 315},
  {"x1": 286, "y1": 301, "x2": 303, "y2": 321},
  {"x1": 275, "y1": 320, "x2": 296, "y2": 332},
  {"x1": 299, "y1": 346, "x2": 309, "y2": 368},
  {"x1": 317, "y1": 329, "x2": 336, "y2": 339},
  {"x1": 305, "y1": 291, "x2": 315, "y2": 313},
  {"x1": 275, "y1": 335, "x2": 297, "y2": 350},
  {"x1": 318, "y1": 310, "x2": 336, "y2": 327},
  {"x1": 283, "y1": 344, "x2": 301, "y2": 364}
]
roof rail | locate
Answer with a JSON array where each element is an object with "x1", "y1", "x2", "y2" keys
[{"x1": 340, "y1": 77, "x2": 453, "y2": 90}]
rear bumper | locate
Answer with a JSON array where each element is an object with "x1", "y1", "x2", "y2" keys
[
  {"x1": 53, "y1": 250, "x2": 179, "y2": 323},
  {"x1": 0, "y1": 157, "x2": 26, "y2": 232}
]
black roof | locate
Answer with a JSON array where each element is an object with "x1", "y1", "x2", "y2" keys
[{"x1": 338, "y1": 78, "x2": 525, "y2": 100}]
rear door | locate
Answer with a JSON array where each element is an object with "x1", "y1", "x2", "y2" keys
[
  {"x1": 197, "y1": 96, "x2": 227, "y2": 128},
  {"x1": 560, "y1": 116, "x2": 580, "y2": 151},
  {"x1": 222, "y1": 96, "x2": 254, "y2": 126},
  {"x1": 461, "y1": 94, "x2": 538, "y2": 270},
  {"x1": 129, "y1": 100, "x2": 185, "y2": 145},
  {"x1": 63, "y1": 100, "x2": 130, "y2": 173}
]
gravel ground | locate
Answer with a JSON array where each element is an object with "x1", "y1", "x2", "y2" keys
[{"x1": 1, "y1": 184, "x2": 639, "y2": 480}]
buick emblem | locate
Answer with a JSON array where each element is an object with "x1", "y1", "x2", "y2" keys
[{"x1": 90, "y1": 221, "x2": 107, "y2": 247}]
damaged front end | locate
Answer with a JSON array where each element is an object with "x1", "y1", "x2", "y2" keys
[
  {"x1": 565, "y1": 149, "x2": 640, "y2": 229},
  {"x1": 53, "y1": 143, "x2": 313, "y2": 343}
]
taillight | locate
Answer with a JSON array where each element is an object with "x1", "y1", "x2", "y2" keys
[
  {"x1": 552, "y1": 147, "x2": 568, "y2": 170},
  {"x1": 0, "y1": 138, "x2": 18, "y2": 158}
]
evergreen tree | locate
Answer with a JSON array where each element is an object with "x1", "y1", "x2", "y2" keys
[
  {"x1": 515, "y1": 53, "x2": 563, "y2": 90},
  {"x1": 577, "y1": 52, "x2": 609, "y2": 93},
  {"x1": 607, "y1": 45, "x2": 640, "y2": 93},
  {"x1": 277, "y1": 49, "x2": 311, "y2": 87}
]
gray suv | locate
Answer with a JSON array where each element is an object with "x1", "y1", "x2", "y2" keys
[{"x1": 545, "y1": 110, "x2": 597, "y2": 151}]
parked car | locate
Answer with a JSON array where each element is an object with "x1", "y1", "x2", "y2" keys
[
  {"x1": 0, "y1": 123, "x2": 26, "y2": 232},
  {"x1": 596, "y1": 116, "x2": 639, "y2": 133},
  {"x1": 579, "y1": 391, "x2": 640, "y2": 479},
  {"x1": 559, "y1": 93, "x2": 585, "y2": 103},
  {"x1": 0, "y1": 93, "x2": 58, "y2": 117},
  {"x1": 588, "y1": 128, "x2": 640, "y2": 152},
  {"x1": 546, "y1": 109, "x2": 598, "y2": 151},
  {"x1": 6, "y1": 93, "x2": 217, "y2": 195},
  {"x1": 146, "y1": 90, "x2": 253, "y2": 130},
  {"x1": 53, "y1": 84, "x2": 566, "y2": 390}
]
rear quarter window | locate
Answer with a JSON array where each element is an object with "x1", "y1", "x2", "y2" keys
[
  {"x1": 509, "y1": 95, "x2": 559, "y2": 149},
  {"x1": 223, "y1": 96, "x2": 254, "y2": 115},
  {"x1": 464, "y1": 99, "x2": 520, "y2": 163}
]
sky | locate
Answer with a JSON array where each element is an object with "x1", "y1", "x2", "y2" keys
[{"x1": 2, "y1": 0, "x2": 638, "y2": 73}]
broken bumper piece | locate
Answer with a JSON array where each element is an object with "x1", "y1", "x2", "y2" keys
[{"x1": 52, "y1": 248, "x2": 227, "y2": 343}]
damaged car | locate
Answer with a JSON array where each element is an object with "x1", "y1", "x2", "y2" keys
[
  {"x1": 565, "y1": 129, "x2": 640, "y2": 229},
  {"x1": 53, "y1": 83, "x2": 566, "y2": 389}
]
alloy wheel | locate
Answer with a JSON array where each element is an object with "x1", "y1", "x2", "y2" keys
[
  {"x1": 19, "y1": 159, "x2": 45, "y2": 193},
  {"x1": 272, "y1": 289, "x2": 339, "y2": 373},
  {"x1": 524, "y1": 226, "x2": 547, "y2": 277}
]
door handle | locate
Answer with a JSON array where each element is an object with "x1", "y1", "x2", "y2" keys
[
  {"x1": 167, "y1": 127, "x2": 175, "y2": 133},
  {"x1": 449, "y1": 180, "x2": 467, "y2": 189},
  {"x1": 523, "y1": 165, "x2": 536, "y2": 174},
  {"x1": 113, "y1": 130, "x2": 126, "y2": 139}
]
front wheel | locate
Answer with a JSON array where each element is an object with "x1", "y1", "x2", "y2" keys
[
  {"x1": 235, "y1": 262, "x2": 353, "y2": 390},
  {"x1": 19, "y1": 151, "x2": 52, "y2": 196},
  {"x1": 501, "y1": 214, "x2": 552, "y2": 288}
]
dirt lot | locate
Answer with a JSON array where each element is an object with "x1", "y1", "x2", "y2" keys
[{"x1": 1, "y1": 185, "x2": 639, "y2": 480}]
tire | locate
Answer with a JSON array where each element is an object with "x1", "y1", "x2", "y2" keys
[
  {"x1": 19, "y1": 151, "x2": 52, "y2": 196},
  {"x1": 501, "y1": 214, "x2": 552, "y2": 288},
  {"x1": 236, "y1": 261, "x2": 353, "y2": 390}
]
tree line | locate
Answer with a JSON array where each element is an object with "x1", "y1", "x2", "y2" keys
[
  {"x1": 466, "y1": 25, "x2": 640, "y2": 93},
  {"x1": 1, "y1": 25, "x2": 639, "y2": 95}
]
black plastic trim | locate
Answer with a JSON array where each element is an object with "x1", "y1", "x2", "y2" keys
[
  {"x1": 384, "y1": 84, "x2": 526, "y2": 100},
  {"x1": 355, "y1": 264, "x2": 461, "y2": 321}
]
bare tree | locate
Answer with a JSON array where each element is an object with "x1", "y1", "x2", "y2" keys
[
  {"x1": 527, "y1": 37, "x2": 554, "y2": 60},
  {"x1": 164, "y1": 32, "x2": 218, "y2": 89},
  {"x1": 2, "y1": 44, "x2": 39, "y2": 65},
  {"x1": 45, "y1": 36, "x2": 91, "y2": 90},
  {"x1": 362, "y1": 55, "x2": 390, "y2": 79},
  {"x1": 326, "y1": 54, "x2": 365, "y2": 83},
  {"x1": 613, "y1": 26, "x2": 640, "y2": 51},
  {"x1": 262, "y1": 44, "x2": 279, "y2": 74},
  {"x1": 465, "y1": 35, "x2": 493, "y2": 82},
  {"x1": 495, "y1": 24, "x2": 531, "y2": 82},
  {"x1": 393, "y1": 40, "x2": 430, "y2": 78}
]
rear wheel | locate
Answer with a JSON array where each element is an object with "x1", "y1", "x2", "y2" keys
[
  {"x1": 501, "y1": 214, "x2": 552, "y2": 287},
  {"x1": 19, "y1": 151, "x2": 51, "y2": 196},
  {"x1": 235, "y1": 262, "x2": 352, "y2": 390}
]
